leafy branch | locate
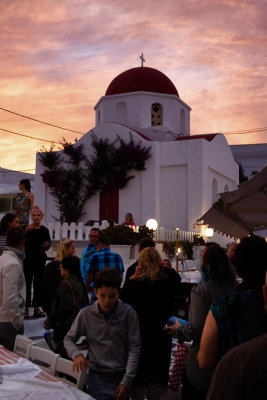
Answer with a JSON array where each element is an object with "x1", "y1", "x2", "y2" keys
[{"x1": 38, "y1": 133, "x2": 151, "y2": 223}]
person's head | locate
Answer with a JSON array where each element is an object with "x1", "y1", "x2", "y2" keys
[
  {"x1": 0, "y1": 213, "x2": 19, "y2": 235},
  {"x1": 97, "y1": 235, "x2": 110, "y2": 251},
  {"x1": 125, "y1": 213, "x2": 133, "y2": 224},
  {"x1": 55, "y1": 238, "x2": 75, "y2": 262},
  {"x1": 138, "y1": 238, "x2": 156, "y2": 252},
  {"x1": 19, "y1": 179, "x2": 31, "y2": 192},
  {"x1": 31, "y1": 206, "x2": 44, "y2": 225},
  {"x1": 232, "y1": 236, "x2": 267, "y2": 286},
  {"x1": 94, "y1": 269, "x2": 121, "y2": 313},
  {"x1": 200, "y1": 241, "x2": 220, "y2": 258},
  {"x1": 6, "y1": 226, "x2": 25, "y2": 249},
  {"x1": 137, "y1": 247, "x2": 162, "y2": 282},
  {"x1": 60, "y1": 256, "x2": 83, "y2": 282},
  {"x1": 201, "y1": 245, "x2": 236, "y2": 285},
  {"x1": 89, "y1": 228, "x2": 100, "y2": 246},
  {"x1": 227, "y1": 242, "x2": 238, "y2": 261}
]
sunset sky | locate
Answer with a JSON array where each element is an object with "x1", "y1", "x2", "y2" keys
[{"x1": 1, "y1": 0, "x2": 266, "y2": 172}]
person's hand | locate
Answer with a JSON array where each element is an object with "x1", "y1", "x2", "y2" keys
[
  {"x1": 167, "y1": 319, "x2": 181, "y2": 335},
  {"x1": 73, "y1": 354, "x2": 88, "y2": 373},
  {"x1": 43, "y1": 318, "x2": 50, "y2": 330},
  {"x1": 25, "y1": 224, "x2": 33, "y2": 232},
  {"x1": 42, "y1": 241, "x2": 50, "y2": 249},
  {"x1": 116, "y1": 384, "x2": 130, "y2": 400},
  {"x1": 131, "y1": 265, "x2": 144, "y2": 279}
]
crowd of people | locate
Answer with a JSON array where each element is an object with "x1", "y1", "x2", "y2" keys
[{"x1": 0, "y1": 194, "x2": 267, "y2": 400}]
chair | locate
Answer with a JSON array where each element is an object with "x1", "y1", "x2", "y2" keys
[
  {"x1": 13, "y1": 335, "x2": 35, "y2": 359},
  {"x1": 28, "y1": 345, "x2": 59, "y2": 375},
  {"x1": 54, "y1": 357, "x2": 86, "y2": 389}
]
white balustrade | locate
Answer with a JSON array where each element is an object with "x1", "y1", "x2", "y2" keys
[{"x1": 45, "y1": 221, "x2": 195, "y2": 243}]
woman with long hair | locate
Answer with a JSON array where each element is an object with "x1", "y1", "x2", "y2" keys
[
  {"x1": 120, "y1": 247, "x2": 181, "y2": 400},
  {"x1": 198, "y1": 236, "x2": 267, "y2": 372},
  {"x1": 169, "y1": 245, "x2": 236, "y2": 400},
  {"x1": 42, "y1": 238, "x2": 76, "y2": 316},
  {"x1": 23, "y1": 206, "x2": 50, "y2": 319},
  {"x1": 0, "y1": 213, "x2": 19, "y2": 256},
  {"x1": 13, "y1": 179, "x2": 34, "y2": 226}
]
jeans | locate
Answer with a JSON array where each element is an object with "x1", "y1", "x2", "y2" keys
[{"x1": 86, "y1": 370, "x2": 124, "y2": 400}]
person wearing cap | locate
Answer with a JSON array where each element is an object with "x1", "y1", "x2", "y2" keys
[{"x1": 23, "y1": 206, "x2": 51, "y2": 318}]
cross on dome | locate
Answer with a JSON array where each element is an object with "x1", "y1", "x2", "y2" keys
[{"x1": 140, "y1": 53, "x2": 145, "y2": 67}]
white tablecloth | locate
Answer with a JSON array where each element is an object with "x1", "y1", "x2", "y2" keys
[{"x1": 0, "y1": 378, "x2": 93, "y2": 400}]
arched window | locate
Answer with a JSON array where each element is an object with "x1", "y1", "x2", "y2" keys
[
  {"x1": 116, "y1": 102, "x2": 127, "y2": 124},
  {"x1": 180, "y1": 109, "x2": 185, "y2": 134},
  {"x1": 151, "y1": 103, "x2": 162, "y2": 126},
  {"x1": 212, "y1": 178, "x2": 218, "y2": 204},
  {"x1": 224, "y1": 184, "x2": 229, "y2": 192}
]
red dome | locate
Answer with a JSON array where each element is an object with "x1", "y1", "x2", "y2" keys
[{"x1": 105, "y1": 67, "x2": 179, "y2": 97}]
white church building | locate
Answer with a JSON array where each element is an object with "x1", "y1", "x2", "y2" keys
[{"x1": 35, "y1": 66, "x2": 239, "y2": 233}]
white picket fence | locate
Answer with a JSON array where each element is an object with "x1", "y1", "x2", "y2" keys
[{"x1": 45, "y1": 221, "x2": 195, "y2": 243}]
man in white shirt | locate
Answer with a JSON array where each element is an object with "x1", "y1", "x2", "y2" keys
[{"x1": 0, "y1": 226, "x2": 26, "y2": 350}]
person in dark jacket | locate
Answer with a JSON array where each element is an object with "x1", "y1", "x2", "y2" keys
[
  {"x1": 44, "y1": 256, "x2": 88, "y2": 358},
  {"x1": 42, "y1": 238, "x2": 76, "y2": 315},
  {"x1": 120, "y1": 247, "x2": 181, "y2": 400},
  {"x1": 23, "y1": 206, "x2": 50, "y2": 318}
]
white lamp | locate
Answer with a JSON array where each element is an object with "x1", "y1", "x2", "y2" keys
[
  {"x1": 146, "y1": 219, "x2": 158, "y2": 231},
  {"x1": 205, "y1": 227, "x2": 214, "y2": 238}
]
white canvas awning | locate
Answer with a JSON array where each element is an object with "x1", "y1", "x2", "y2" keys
[{"x1": 197, "y1": 165, "x2": 267, "y2": 239}]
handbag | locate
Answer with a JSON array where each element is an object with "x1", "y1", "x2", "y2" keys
[{"x1": 169, "y1": 342, "x2": 190, "y2": 392}]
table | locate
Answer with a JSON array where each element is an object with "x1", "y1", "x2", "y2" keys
[
  {"x1": 0, "y1": 346, "x2": 93, "y2": 400},
  {"x1": 0, "y1": 345, "x2": 58, "y2": 383}
]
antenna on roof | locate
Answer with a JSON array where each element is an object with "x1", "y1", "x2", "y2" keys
[{"x1": 140, "y1": 53, "x2": 145, "y2": 67}]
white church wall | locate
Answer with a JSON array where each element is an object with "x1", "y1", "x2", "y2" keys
[
  {"x1": 203, "y1": 134, "x2": 239, "y2": 191},
  {"x1": 139, "y1": 142, "x2": 161, "y2": 224},
  {"x1": 119, "y1": 170, "x2": 142, "y2": 225},
  {"x1": 35, "y1": 127, "x2": 238, "y2": 240},
  {"x1": 95, "y1": 93, "x2": 190, "y2": 134},
  {"x1": 117, "y1": 141, "x2": 161, "y2": 226},
  {"x1": 186, "y1": 139, "x2": 206, "y2": 232},
  {"x1": 81, "y1": 192, "x2": 100, "y2": 224},
  {"x1": 35, "y1": 156, "x2": 59, "y2": 224},
  {"x1": 160, "y1": 165, "x2": 188, "y2": 229}
]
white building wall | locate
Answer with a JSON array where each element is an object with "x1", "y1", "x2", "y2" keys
[
  {"x1": 35, "y1": 156, "x2": 59, "y2": 224},
  {"x1": 35, "y1": 123, "x2": 238, "y2": 241},
  {"x1": 186, "y1": 139, "x2": 206, "y2": 232},
  {"x1": 94, "y1": 92, "x2": 190, "y2": 134},
  {"x1": 160, "y1": 165, "x2": 188, "y2": 229},
  {"x1": 119, "y1": 171, "x2": 142, "y2": 224},
  {"x1": 230, "y1": 143, "x2": 267, "y2": 178}
]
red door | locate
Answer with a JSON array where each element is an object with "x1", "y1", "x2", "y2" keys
[{"x1": 99, "y1": 188, "x2": 119, "y2": 223}]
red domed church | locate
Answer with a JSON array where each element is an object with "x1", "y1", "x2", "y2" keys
[{"x1": 35, "y1": 61, "x2": 238, "y2": 237}]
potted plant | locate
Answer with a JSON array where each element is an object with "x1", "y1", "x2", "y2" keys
[{"x1": 101, "y1": 225, "x2": 153, "y2": 261}]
